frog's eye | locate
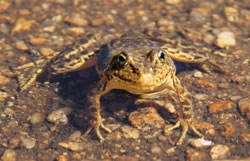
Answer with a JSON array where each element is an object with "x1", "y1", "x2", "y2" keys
[
  {"x1": 110, "y1": 52, "x2": 128, "y2": 70},
  {"x1": 158, "y1": 50, "x2": 165, "y2": 62}
]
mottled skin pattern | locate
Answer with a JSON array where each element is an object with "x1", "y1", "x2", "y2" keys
[{"x1": 15, "y1": 30, "x2": 226, "y2": 145}]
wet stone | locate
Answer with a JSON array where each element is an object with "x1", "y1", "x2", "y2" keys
[
  {"x1": 128, "y1": 107, "x2": 165, "y2": 131},
  {"x1": 194, "y1": 94, "x2": 208, "y2": 101},
  {"x1": 0, "y1": 91, "x2": 9, "y2": 101},
  {"x1": 1, "y1": 149, "x2": 17, "y2": 161},
  {"x1": 193, "y1": 71, "x2": 203, "y2": 78},
  {"x1": 90, "y1": 18, "x2": 105, "y2": 27},
  {"x1": 0, "y1": 74, "x2": 10, "y2": 85},
  {"x1": 238, "y1": 98, "x2": 250, "y2": 120},
  {"x1": 186, "y1": 149, "x2": 208, "y2": 161},
  {"x1": 221, "y1": 123, "x2": 235, "y2": 137},
  {"x1": 27, "y1": 112, "x2": 45, "y2": 124},
  {"x1": 64, "y1": 13, "x2": 89, "y2": 27},
  {"x1": 58, "y1": 141, "x2": 83, "y2": 151},
  {"x1": 120, "y1": 125, "x2": 140, "y2": 139},
  {"x1": 215, "y1": 31, "x2": 236, "y2": 48},
  {"x1": 188, "y1": 138, "x2": 214, "y2": 149},
  {"x1": 241, "y1": 133, "x2": 250, "y2": 143},
  {"x1": 210, "y1": 144, "x2": 230, "y2": 160},
  {"x1": 68, "y1": 131, "x2": 82, "y2": 141},
  {"x1": 150, "y1": 143, "x2": 161, "y2": 154},
  {"x1": 40, "y1": 47, "x2": 55, "y2": 57},
  {"x1": 21, "y1": 137, "x2": 36, "y2": 149},
  {"x1": 218, "y1": 83, "x2": 230, "y2": 89},
  {"x1": 0, "y1": 1, "x2": 10, "y2": 13},
  {"x1": 15, "y1": 41, "x2": 29, "y2": 51},
  {"x1": 66, "y1": 27, "x2": 85, "y2": 35},
  {"x1": 209, "y1": 100, "x2": 233, "y2": 113},
  {"x1": 224, "y1": 7, "x2": 239, "y2": 23},
  {"x1": 12, "y1": 18, "x2": 35, "y2": 33},
  {"x1": 194, "y1": 79, "x2": 217, "y2": 89},
  {"x1": 29, "y1": 37, "x2": 47, "y2": 45},
  {"x1": 56, "y1": 155, "x2": 68, "y2": 161},
  {"x1": 47, "y1": 108, "x2": 72, "y2": 125}
]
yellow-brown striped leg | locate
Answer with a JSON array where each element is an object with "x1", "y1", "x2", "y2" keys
[
  {"x1": 83, "y1": 81, "x2": 112, "y2": 142},
  {"x1": 164, "y1": 73, "x2": 203, "y2": 145}
]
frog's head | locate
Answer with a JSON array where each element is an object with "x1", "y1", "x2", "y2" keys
[{"x1": 96, "y1": 38, "x2": 176, "y2": 93}]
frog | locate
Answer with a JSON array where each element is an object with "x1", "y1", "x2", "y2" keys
[{"x1": 14, "y1": 29, "x2": 226, "y2": 145}]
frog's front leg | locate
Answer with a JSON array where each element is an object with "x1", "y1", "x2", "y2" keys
[
  {"x1": 164, "y1": 74, "x2": 203, "y2": 145},
  {"x1": 83, "y1": 80, "x2": 112, "y2": 142}
]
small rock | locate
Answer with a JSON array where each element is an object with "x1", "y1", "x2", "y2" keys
[
  {"x1": 15, "y1": 41, "x2": 29, "y2": 51},
  {"x1": 224, "y1": 7, "x2": 239, "y2": 23},
  {"x1": 64, "y1": 14, "x2": 89, "y2": 27},
  {"x1": 29, "y1": 37, "x2": 47, "y2": 45},
  {"x1": 1, "y1": 149, "x2": 17, "y2": 161},
  {"x1": 21, "y1": 137, "x2": 36, "y2": 149},
  {"x1": 209, "y1": 100, "x2": 233, "y2": 113},
  {"x1": 157, "y1": 18, "x2": 171, "y2": 27},
  {"x1": 4, "y1": 108, "x2": 15, "y2": 116},
  {"x1": 221, "y1": 123, "x2": 235, "y2": 137},
  {"x1": 213, "y1": 158, "x2": 250, "y2": 161},
  {"x1": 0, "y1": 91, "x2": 9, "y2": 101},
  {"x1": 165, "y1": 0, "x2": 181, "y2": 4},
  {"x1": 232, "y1": 76, "x2": 250, "y2": 83},
  {"x1": 193, "y1": 71, "x2": 203, "y2": 78},
  {"x1": 218, "y1": 83, "x2": 230, "y2": 89},
  {"x1": 166, "y1": 147, "x2": 176, "y2": 155},
  {"x1": 194, "y1": 79, "x2": 217, "y2": 89},
  {"x1": 66, "y1": 27, "x2": 85, "y2": 35},
  {"x1": 186, "y1": 149, "x2": 208, "y2": 161},
  {"x1": 203, "y1": 33, "x2": 215, "y2": 44},
  {"x1": 90, "y1": 18, "x2": 105, "y2": 27},
  {"x1": 43, "y1": 26, "x2": 56, "y2": 32},
  {"x1": 194, "y1": 94, "x2": 208, "y2": 101},
  {"x1": 128, "y1": 107, "x2": 165, "y2": 130},
  {"x1": 58, "y1": 142, "x2": 83, "y2": 151},
  {"x1": 230, "y1": 95, "x2": 242, "y2": 101},
  {"x1": 241, "y1": 133, "x2": 250, "y2": 143},
  {"x1": 215, "y1": 31, "x2": 236, "y2": 48},
  {"x1": 40, "y1": 47, "x2": 55, "y2": 57},
  {"x1": 47, "y1": 108, "x2": 72, "y2": 125},
  {"x1": 56, "y1": 155, "x2": 68, "y2": 161},
  {"x1": 68, "y1": 131, "x2": 82, "y2": 141},
  {"x1": 0, "y1": 1, "x2": 10, "y2": 13},
  {"x1": 0, "y1": 74, "x2": 10, "y2": 85},
  {"x1": 27, "y1": 112, "x2": 45, "y2": 124},
  {"x1": 188, "y1": 138, "x2": 214, "y2": 149},
  {"x1": 150, "y1": 144, "x2": 161, "y2": 154},
  {"x1": 210, "y1": 144, "x2": 230, "y2": 160},
  {"x1": 238, "y1": 98, "x2": 250, "y2": 120},
  {"x1": 12, "y1": 18, "x2": 35, "y2": 33},
  {"x1": 120, "y1": 125, "x2": 140, "y2": 139}
]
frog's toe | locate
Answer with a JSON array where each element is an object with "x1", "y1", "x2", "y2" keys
[
  {"x1": 189, "y1": 121, "x2": 204, "y2": 138},
  {"x1": 83, "y1": 122, "x2": 111, "y2": 142},
  {"x1": 101, "y1": 122, "x2": 112, "y2": 133},
  {"x1": 95, "y1": 126, "x2": 105, "y2": 142},
  {"x1": 165, "y1": 119, "x2": 203, "y2": 145}
]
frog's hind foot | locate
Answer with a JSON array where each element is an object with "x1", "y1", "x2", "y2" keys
[
  {"x1": 83, "y1": 121, "x2": 112, "y2": 142},
  {"x1": 165, "y1": 119, "x2": 203, "y2": 145},
  {"x1": 13, "y1": 59, "x2": 47, "y2": 92}
]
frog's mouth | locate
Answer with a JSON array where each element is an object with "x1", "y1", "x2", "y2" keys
[{"x1": 107, "y1": 69, "x2": 172, "y2": 94}]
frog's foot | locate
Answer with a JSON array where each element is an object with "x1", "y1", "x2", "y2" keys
[
  {"x1": 165, "y1": 119, "x2": 203, "y2": 145},
  {"x1": 198, "y1": 59, "x2": 227, "y2": 74},
  {"x1": 83, "y1": 120, "x2": 112, "y2": 142}
]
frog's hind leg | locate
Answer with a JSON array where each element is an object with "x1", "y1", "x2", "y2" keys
[
  {"x1": 14, "y1": 59, "x2": 47, "y2": 92},
  {"x1": 163, "y1": 47, "x2": 227, "y2": 73}
]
